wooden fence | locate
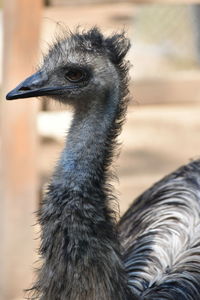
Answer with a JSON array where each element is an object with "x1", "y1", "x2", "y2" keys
[
  {"x1": 0, "y1": 1, "x2": 42, "y2": 299},
  {"x1": 1, "y1": 1, "x2": 200, "y2": 299}
]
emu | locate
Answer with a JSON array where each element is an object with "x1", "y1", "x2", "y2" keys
[{"x1": 6, "y1": 28, "x2": 200, "y2": 300}]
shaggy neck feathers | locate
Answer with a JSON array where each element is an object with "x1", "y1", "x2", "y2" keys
[
  {"x1": 27, "y1": 28, "x2": 137, "y2": 300},
  {"x1": 56, "y1": 88, "x2": 119, "y2": 188},
  {"x1": 30, "y1": 78, "x2": 135, "y2": 300}
]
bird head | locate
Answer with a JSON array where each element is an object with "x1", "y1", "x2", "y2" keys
[{"x1": 6, "y1": 27, "x2": 130, "y2": 106}]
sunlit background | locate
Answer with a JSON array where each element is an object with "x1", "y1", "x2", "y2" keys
[{"x1": 1, "y1": 0, "x2": 200, "y2": 299}]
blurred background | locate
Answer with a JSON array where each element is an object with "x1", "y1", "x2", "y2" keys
[{"x1": 1, "y1": 0, "x2": 200, "y2": 299}]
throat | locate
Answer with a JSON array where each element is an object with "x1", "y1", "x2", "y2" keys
[
  {"x1": 34, "y1": 92, "x2": 132, "y2": 299},
  {"x1": 55, "y1": 95, "x2": 118, "y2": 190}
]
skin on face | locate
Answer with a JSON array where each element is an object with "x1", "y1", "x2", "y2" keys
[{"x1": 6, "y1": 33, "x2": 119, "y2": 106}]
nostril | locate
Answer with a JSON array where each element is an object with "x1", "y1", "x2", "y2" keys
[{"x1": 18, "y1": 86, "x2": 31, "y2": 92}]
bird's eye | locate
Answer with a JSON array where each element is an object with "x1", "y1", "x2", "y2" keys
[{"x1": 65, "y1": 69, "x2": 85, "y2": 83}]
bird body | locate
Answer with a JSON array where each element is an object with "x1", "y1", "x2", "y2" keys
[
  {"x1": 6, "y1": 28, "x2": 200, "y2": 300},
  {"x1": 120, "y1": 160, "x2": 200, "y2": 299}
]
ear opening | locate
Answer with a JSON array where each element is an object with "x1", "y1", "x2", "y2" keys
[{"x1": 104, "y1": 32, "x2": 131, "y2": 65}]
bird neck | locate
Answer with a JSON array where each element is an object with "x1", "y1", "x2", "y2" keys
[
  {"x1": 34, "y1": 86, "x2": 135, "y2": 300},
  {"x1": 56, "y1": 89, "x2": 120, "y2": 189}
]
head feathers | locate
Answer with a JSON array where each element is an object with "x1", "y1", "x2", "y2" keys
[
  {"x1": 46, "y1": 27, "x2": 130, "y2": 68},
  {"x1": 74, "y1": 27, "x2": 131, "y2": 65}
]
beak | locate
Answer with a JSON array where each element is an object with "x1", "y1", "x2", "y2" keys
[{"x1": 6, "y1": 71, "x2": 60, "y2": 100}]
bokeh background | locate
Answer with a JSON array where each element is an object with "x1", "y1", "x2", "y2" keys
[{"x1": 1, "y1": 0, "x2": 200, "y2": 299}]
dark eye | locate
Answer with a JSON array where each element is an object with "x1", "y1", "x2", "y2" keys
[{"x1": 65, "y1": 69, "x2": 85, "y2": 83}]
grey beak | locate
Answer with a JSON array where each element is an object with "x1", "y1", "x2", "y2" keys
[
  {"x1": 6, "y1": 70, "x2": 77, "y2": 101},
  {"x1": 6, "y1": 71, "x2": 50, "y2": 100},
  {"x1": 6, "y1": 71, "x2": 44, "y2": 100},
  {"x1": 6, "y1": 71, "x2": 63, "y2": 100}
]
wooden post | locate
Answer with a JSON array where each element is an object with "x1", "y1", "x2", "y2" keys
[{"x1": 0, "y1": 1, "x2": 43, "y2": 299}]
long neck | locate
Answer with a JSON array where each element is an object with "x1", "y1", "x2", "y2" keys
[
  {"x1": 55, "y1": 88, "x2": 121, "y2": 190},
  {"x1": 31, "y1": 86, "x2": 135, "y2": 300}
]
